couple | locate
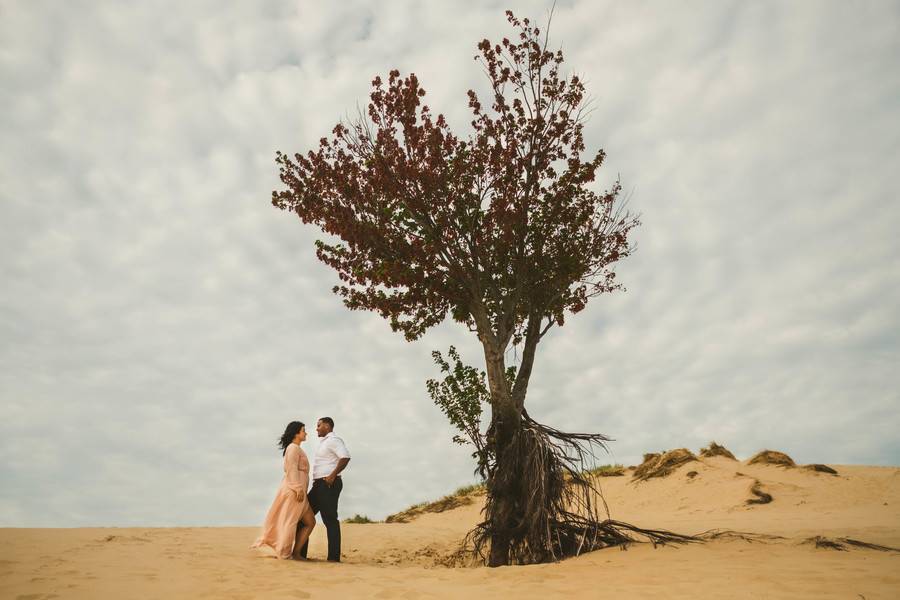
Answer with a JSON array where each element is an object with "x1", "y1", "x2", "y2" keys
[{"x1": 251, "y1": 417, "x2": 351, "y2": 561}]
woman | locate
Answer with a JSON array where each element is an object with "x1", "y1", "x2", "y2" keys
[{"x1": 251, "y1": 421, "x2": 316, "y2": 559}]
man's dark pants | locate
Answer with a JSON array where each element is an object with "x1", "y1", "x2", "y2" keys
[{"x1": 298, "y1": 477, "x2": 343, "y2": 561}]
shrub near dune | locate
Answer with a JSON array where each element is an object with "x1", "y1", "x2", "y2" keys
[
  {"x1": 386, "y1": 485, "x2": 485, "y2": 524},
  {"x1": 699, "y1": 441, "x2": 737, "y2": 460},
  {"x1": 804, "y1": 464, "x2": 839, "y2": 475},
  {"x1": 632, "y1": 449, "x2": 698, "y2": 482},
  {"x1": 344, "y1": 514, "x2": 376, "y2": 524},
  {"x1": 744, "y1": 449, "x2": 838, "y2": 474},
  {"x1": 586, "y1": 464, "x2": 626, "y2": 477},
  {"x1": 748, "y1": 450, "x2": 796, "y2": 468}
]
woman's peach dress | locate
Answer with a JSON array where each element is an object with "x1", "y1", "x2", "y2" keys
[{"x1": 251, "y1": 442, "x2": 310, "y2": 559}]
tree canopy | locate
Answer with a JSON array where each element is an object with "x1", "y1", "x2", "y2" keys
[{"x1": 273, "y1": 11, "x2": 638, "y2": 355}]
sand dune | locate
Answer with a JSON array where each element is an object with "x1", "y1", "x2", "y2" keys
[{"x1": 2, "y1": 453, "x2": 898, "y2": 599}]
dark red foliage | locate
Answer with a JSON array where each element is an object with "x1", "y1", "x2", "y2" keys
[{"x1": 273, "y1": 11, "x2": 639, "y2": 348}]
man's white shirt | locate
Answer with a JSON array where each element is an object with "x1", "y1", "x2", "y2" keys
[{"x1": 311, "y1": 431, "x2": 351, "y2": 480}]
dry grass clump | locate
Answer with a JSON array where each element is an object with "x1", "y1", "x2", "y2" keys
[
  {"x1": 386, "y1": 484, "x2": 485, "y2": 523},
  {"x1": 804, "y1": 463, "x2": 838, "y2": 475},
  {"x1": 699, "y1": 441, "x2": 736, "y2": 460},
  {"x1": 746, "y1": 480, "x2": 773, "y2": 505},
  {"x1": 452, "y1": 483, "x2": 487, "y2": 496},
  {"x1": 586, "y1": 464, "x2": 625, "y2": 477},
  {"x1": 344, "y1": 514, "x2": 375, "y2": 524},
  {"x1": 747, "y1": 450, "x2": 796, "y2": 468},
  {"x1": 632, "y1": 449, "x2": 698, "y2": 482}
]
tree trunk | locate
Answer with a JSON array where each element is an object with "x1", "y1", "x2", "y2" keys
[
  {"x1": 486, "y1": 402, "x2": 522, "y2": 566},
  {"x1": 487, "y1": 403, "x2": 521, "y2": 566},
  {"x1": 479, "y1": 337, "x2": 524, "y2": 567},
  {"x1": 511, "y1": 314, "x2": 541, "y2": 411},
  {"x1": 460, "y1": 324, "x2": 697, "y2": 566}
]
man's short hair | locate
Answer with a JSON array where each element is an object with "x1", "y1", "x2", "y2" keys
[{"x1": 319, "y1": 417, "x2": 335, "y2": 429}]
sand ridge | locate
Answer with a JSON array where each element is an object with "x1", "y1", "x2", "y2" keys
[{"x1": 2, "y1": 457, "x2": 898, "y2": 599}]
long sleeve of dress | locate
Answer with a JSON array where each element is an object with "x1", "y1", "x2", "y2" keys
[{"x1": 283, "y1": 445, "x2": 306, "y2": 498}]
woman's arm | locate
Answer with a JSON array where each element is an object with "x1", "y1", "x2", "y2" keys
[{"x1": 284, "y1": 446, "x2": 306, "y2": 502}]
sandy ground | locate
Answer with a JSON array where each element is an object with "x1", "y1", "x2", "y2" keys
[{"x1": 2, "y1": 457, "x2": 898, "y2": 599}]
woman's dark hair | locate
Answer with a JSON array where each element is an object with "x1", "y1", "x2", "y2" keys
[{"x1": 278, "y1": 421, "x2": 305, "y2": 456}]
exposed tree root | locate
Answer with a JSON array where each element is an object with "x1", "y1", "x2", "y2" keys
[
  {"x1": 804, "y1": 536, "x2": 900, "y2": 553},
  {"x1": 462, "y1": 413, "x2": 700, "y2": 565},
  {"x1": 840, "y1": 538, "x2": 900, "y2": 552},
  {"x1": 696, "y1": 529, "x2": 785, "y2": 543},
  {"x1": 807, "y1": 535, "x2": 847, "y2": 550}
]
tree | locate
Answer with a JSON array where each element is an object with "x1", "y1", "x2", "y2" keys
[{"x1": 273, "y1": 10, "x2": 690, "y2": 566}]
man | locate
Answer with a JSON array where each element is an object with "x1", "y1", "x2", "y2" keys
[{"x1": 295, "y1": 417, "x2": 351, "y2": 562}]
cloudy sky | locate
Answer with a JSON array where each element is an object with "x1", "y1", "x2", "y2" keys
[{"x1": 2, "y1": 0, "x2": 898, "y2": 528}]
